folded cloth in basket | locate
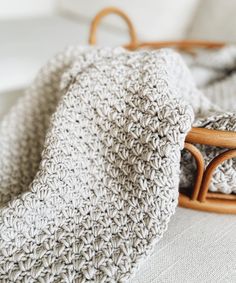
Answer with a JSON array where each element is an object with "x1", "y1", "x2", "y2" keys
[{"x1": 180, "y1": 46, "x2": 236, "y2": 194}]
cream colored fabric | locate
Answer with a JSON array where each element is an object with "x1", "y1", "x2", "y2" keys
[{"x1": 130, "y1": 208, "x2": 236, "y2": 283}]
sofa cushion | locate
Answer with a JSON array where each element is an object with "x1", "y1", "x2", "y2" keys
[{"x1": 187, "y1": 0, "x2": 236, "y2": 42}]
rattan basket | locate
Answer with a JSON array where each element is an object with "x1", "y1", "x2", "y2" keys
[{"x1": 88, "y1": 7, "x2": 236, "y2": 214}]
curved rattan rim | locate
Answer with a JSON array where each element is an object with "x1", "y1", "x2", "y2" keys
[
  {"x1": 89, "y1": 6, "x2": 138, "y2": 49},
  {"x1": 89, "y1": 7, "x2": 236, "y2": 214}
]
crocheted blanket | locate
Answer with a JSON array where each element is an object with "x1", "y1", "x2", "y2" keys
[{"x1": 0, "y1": 46, "x2": 234, "y2": 282}]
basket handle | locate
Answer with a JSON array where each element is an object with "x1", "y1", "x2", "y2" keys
[{"x1": 89, "y1": 7, "x2": 138, "y2": 49}]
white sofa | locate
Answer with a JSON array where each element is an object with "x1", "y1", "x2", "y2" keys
[{"x1": 1, "y1": 1, "x2": 236, "y2": 282}]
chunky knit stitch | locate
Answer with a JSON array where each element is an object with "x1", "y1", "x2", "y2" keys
[{"x1": 0, "y1": 47, "x2": 194, "y2": 282}]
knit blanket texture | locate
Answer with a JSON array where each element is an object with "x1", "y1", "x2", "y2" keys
[{"x1": 0, "y1": 46, "x2": 235, "y2": 282}]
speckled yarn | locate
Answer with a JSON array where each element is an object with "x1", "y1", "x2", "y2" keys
[{"x1": 0, "y1": 47, "x2": 194, "y2": 282}]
